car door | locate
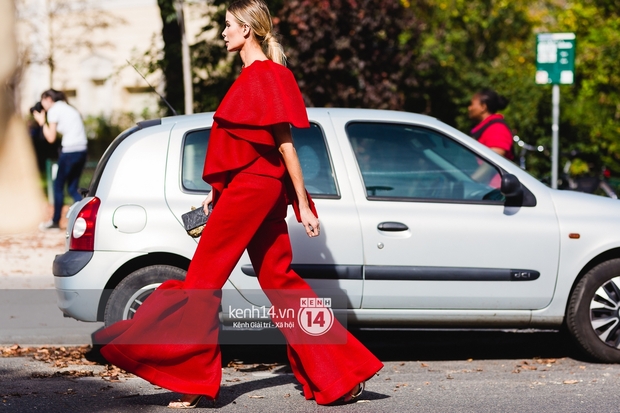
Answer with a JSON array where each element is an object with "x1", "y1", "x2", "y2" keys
[
  {"x1": 163, "y1": 113, "x2": 364, "y2": 309},
  {"x1": 334, "y1": 118, "x2": 560, "y2": 310}
]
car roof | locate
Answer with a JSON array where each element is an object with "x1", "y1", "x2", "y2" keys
[{"x1": 159, "y1": 108, "x2": 440, "y2": 127}]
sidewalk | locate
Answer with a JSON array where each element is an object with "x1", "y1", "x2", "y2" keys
[
  {"x1": 0, "y1": 228, "x2": 63, "y2": 289},
  {"x1": 0, "y1": 218, "x2": 104, "y2": 345},
  {"x1": 0, "y1": 202, "x2": 69, "y2": 289},
  {"x1": 0, "y1": 344, "x2": 305, "y2": 413}
]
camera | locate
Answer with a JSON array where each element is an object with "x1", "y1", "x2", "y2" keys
[{"x1": 29, "y1": 101, "x2": 43, "y2": 114}]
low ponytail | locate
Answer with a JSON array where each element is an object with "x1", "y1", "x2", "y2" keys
[
  {"x1": 229, "y1": 0, "x2": 286, "y2": 66},
  {"x1": 263, "y1": 32, "x2": 286, "y2": 66}
]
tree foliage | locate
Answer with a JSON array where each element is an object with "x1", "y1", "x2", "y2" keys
[
  {"x1": 153, "y1": 0, "x2": 620, "y2": 182},
  {"x1": 547, "y1": 0, "x2": 620, "y2": 175},
  {"x1": 277, "y1": 0, "x2": 421, "y2": 109}
]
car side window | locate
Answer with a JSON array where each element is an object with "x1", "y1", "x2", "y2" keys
[
  {"x1": 346, "y1": 122, "x2": 504, "y2": 202},
  {"x1": 182, "y1": 129, "x2": 212, "y2": 192},
  {"x1": 291, "y1": 123, "x2": 339, "y2": 197},
  {"x1": 181, "y1": 124, "x2": 338, "y2": 197}
]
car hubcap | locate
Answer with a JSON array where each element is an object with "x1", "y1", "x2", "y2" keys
[
  {"x1": 122, "y1": 283, "x2": 162, "y2": 320},
  {"x1": 590, "y1": 277, "x2": 620, "y2": 347}
]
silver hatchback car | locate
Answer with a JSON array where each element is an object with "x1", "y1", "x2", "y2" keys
[{"x1": 54, "y1": 108, "x2": 620, "y2": 362}]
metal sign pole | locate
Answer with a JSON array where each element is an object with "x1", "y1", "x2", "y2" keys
[
  {"x1": 551, "y1": 85, "x2": 560, "y2": 189},
  {"x1": 535, "y1": 32, "x2": 575, "y2": 189}
]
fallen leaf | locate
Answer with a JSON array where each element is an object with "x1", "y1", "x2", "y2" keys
[
  {"x1": 563, "y1": 380, "x2": 579, "y2": 385},
  {"x1": 534, "y1": 358, "x2": 557, "y2": 365},
  {"x1": 420, "y1": 363, "x2": 429, "y2": 368},
  {"x1": 236, "y1": 363, "x2": 280, "y2": 372}
]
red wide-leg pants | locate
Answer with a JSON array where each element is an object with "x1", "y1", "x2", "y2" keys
[{"x1": 96, "y1": 171, "x2": 383, "y2": 405}]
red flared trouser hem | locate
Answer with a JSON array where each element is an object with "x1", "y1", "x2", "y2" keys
[{"x1": 94, "y1": 171, "x2": 383, "y2": 404}]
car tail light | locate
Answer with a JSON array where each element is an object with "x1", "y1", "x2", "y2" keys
[{"x1": 70, "y1": 197, "x2": 101, "y2": 251}]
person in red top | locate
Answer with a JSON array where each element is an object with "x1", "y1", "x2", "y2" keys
[
  {"x1": 94, "y1": 0, "x2": 383, "y2": 408},
  {"x1": 468, "y1": 88, "x2": 514, "y2": 187},
  {"x1": 468, "y1": 88, "x2": 514, "y2": 159}
]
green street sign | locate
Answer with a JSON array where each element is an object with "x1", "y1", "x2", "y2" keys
[{"x1": 536, "y1": 33, "x2": 576, "y2": 85}]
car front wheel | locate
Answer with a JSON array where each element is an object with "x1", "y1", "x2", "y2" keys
[
  {"x1": 567, "y1": 259, "x2": 620, "y2": 362},
  {"x1": 103, "y1": 265, "x2": 186, "y2": 327}
]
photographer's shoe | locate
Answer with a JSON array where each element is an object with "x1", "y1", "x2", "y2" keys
[{"x1": 39, "y1": 220, "x2": 60, "y2": 230}]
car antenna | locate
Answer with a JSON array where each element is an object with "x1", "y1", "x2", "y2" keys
[{"x1": 126, "y1": 59, "x2": 178, "y2": 116}]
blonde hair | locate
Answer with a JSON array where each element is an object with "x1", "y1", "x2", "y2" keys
[{"x1": 228, "y1": 0, "x2": 286, "y2": 66}]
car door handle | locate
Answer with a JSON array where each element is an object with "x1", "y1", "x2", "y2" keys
[{"x1": 377, "y1": 222, "x2": 409, "y2": 231}]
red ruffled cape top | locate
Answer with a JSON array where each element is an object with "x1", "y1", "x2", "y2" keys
[{"x1": 203, "y1": 59, "x2": 315, "y2": 221}]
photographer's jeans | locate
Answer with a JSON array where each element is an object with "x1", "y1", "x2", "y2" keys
[{"x1": 53, "y1": 150, "x2": 87, "y2": 224}]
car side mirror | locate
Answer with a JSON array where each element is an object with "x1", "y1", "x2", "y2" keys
[{"x1": 501, "y1": 174, "x2": 523, "y2": 198}]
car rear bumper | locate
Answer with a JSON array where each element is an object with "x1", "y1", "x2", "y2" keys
[
  {"x1": 54, "y1": 250, "x2": 145, "y2": 321},
  {"x1": 53, "y1": 251, "x2": 93, "y2": 277}
]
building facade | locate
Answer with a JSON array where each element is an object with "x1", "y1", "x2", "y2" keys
[{"x1": 15, "y1": 0, "x2": 209, "y2": 120}]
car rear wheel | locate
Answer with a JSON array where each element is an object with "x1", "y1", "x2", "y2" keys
[
  {"x1": 567, "y1": 259, "x2": 620, "y2": 362},
  {"x1": 103, "y1": 265, "x2": 186, "y2": 327}
]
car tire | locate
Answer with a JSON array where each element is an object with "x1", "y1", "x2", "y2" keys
[
  {"x1": 103, "y1": 265, "x2": 186, "y2": 327},
  {"x1": 567, "y1": 259, "x2": 620, "y2": 362}
]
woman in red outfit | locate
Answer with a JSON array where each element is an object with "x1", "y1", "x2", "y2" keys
[
  {"x1": 94, "y1": 0, "x2": 383, "y2": 408},
  {"x1": 468, "y1": 88, "x2": 514, "y2": 187}
]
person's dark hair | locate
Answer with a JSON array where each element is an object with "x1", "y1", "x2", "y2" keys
[
  {"x1": 476, "y1": 88, "x2": 509, "y2": 114},
  {"x1": 41, "y1": 89, "x2": 67, "y2": 102}
]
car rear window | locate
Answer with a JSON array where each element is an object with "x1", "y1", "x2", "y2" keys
[{"x1": 181, "y1": 124, "x2": 339, "y2": 197}]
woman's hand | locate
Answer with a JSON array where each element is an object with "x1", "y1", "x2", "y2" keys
[
  {"x1": 300, "y1": 208, "x2": 320, "y2": 238},
  {"x1": 32, "y1": 110, "x2": 46, "y2": 127},
  {"x1": 201, "y1": 192, "x2": 213, "y2": 215}
]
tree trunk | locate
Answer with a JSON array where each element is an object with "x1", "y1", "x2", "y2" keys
[{"x1": 157, "y1": 0, "x2": 184, "y2": 115}]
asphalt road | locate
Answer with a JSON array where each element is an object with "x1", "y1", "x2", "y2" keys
[
  {"x1": 3, "y1": 329, "x2": 620, "y2": 412},
  {"x1": 0, "y1": 288, "x2": 103, "y2": 345},
  {"x1": 3, "y1": 288, "x2": 620, "y2": 411}
]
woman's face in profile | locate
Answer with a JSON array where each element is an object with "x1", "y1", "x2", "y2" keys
[
  {"x1": 40, "y1": 96, "x2": 54, "y2": 111},
  {"x1": 468, "y1": 95, "x2": 487, "y2": 122},
  {"x1": 222, "y1": 11, "x2": 246, "y2": 52}
]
